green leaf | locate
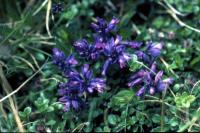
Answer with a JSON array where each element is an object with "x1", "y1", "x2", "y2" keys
[
  {"x1": 46, "y1": 120, "x2": 56, "y2": 126},
  {"x1": 53, "y1": 103, "x2": 63, "y2": 110},
  {"x1": 112, "y1": 90, "x2": 134, "y2": 106},
  {"x1": 175, "y1": 92, "x2": 196, "y2": 108},
  {"x1": 34, "y1": 97, "x2": 50, "y2": 113},
  {"x1": 24, "y1": 107, "x2": 32, "y2": 116},
  {"x1": 57, "y1": 29, "x2": 69, "y2": 40},
  {"x1": 190, "y1": 55, "x2": 200, "y2": 66},
  {"x1": 63, "y1": 5, "x2": 78, "y2": 20},
  {"x1": 152, "y1": 114, "x2": 160, "y2": 123},
  {"x1": 19, "y1": 107, "x2": 32, "y2": 119},
  {"x1": 173, "y1": 84, "x2": 181, "y2": 92},
  {"x1": 19, "y1": 112, "x2": 26, "y2": 118},
  {"x1": 35, "y1": 53, "x2": 45, "y2": 61},
  {"x1": 103, "y1": 126, "x2": 111, "y2": 132},
  {"x1": 95, "y1": 127, "x2": 103, "y2": 132},
  {"x1": 47, "y1": 106, "x2": 55, "y2": 112},
  {"x1": 151, "y1": 126, "x2": 169, "y2": 132},
  {"x1": 174, "y1": 54, "x2": 184, "y2": 68},
  {"x1": 169, "y1": 118, "x2": 179, "y2": 127},
  {"x1": 129, "y1": 116, "x2": 137, "y2": 125},
  {"x1": 153, "y1": 17, "x2": 165, "y2": 28},
  {"x1": 108, "y1": 114, "x2": 117, "y2": 125}
]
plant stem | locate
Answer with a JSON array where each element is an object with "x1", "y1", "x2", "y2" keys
[{"x1": 160, "y1": 98, "x2": 164, "y2": 132}]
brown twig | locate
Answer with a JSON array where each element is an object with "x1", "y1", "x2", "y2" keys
[
  {"x1": 0, "y1": 63, "x2": 24, "y2": 132},
  {"x1": 0, "y1": 61, "x2": 46, "y2": 103}
]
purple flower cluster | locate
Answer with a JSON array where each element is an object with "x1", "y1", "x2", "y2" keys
[
  {"x1": 53, "y1": 17, "x2": 173, "y2": 111},
  {"x1": 74, "y1": 17, "x2": 136, "y2": 75},
  {"x1": 52, "y1": 3, "x2": 63, "y2": 14},
  {"x1": 127, "y1": 62, "x2": 173, "y2": 96},
  {"x1": 52, "y1": 48, "x2": 77, "y2": 76},
  {"x1": 53, "y1": 48, "x2": 106, "y2": 111},
  {"x1": 135, "y1": 41, "x2": 163, "y2": 64}
]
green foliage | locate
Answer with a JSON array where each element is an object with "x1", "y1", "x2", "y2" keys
[
  {"x1": 128, "y1": 54, "x2": 142, "y2": 72},
  {"x1": 175, "y1": 92, "x2": 196, "y2": 108},
  {"x1": 108, "y1": 114, "x2": 117, "y2": 125},
  {"x1": 112, "y1": 90, "x2": 134, "y2": 106},
  {"x1": 63, "y1": 4, "x2": 78, "y2": 20},
  {"x1": 0, "y1": 0, "x2": 200, "y2": 132},
  {"x1": 19, "y1": 107, "x2": 32, "y2": 119}
]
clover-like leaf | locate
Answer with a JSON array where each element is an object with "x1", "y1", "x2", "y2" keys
[
  {"x1": 175, "y1": 92, "x2": 196, "y2": 108},
  {"x1": 112, "y1": 90, "x2": 134, "y2": 106}
]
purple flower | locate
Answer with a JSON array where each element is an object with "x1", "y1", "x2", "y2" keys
[
  {"x1": 74, "y1": 18, "x2": 134, "y2": 75},
  {"x1": 157, "y1": 77, "x2": 174, "y2": 92},
  {"x1": 52, "y1": 48, "x2": 78, "y2": 76},
  {"x1": 53, "y1": 47, "x2": 106, "y2": 111},
  {"x1": 59, "y1": 96, "x2": 80, "y2": 111},
  {"x1": 91, "y1": 17, "x2": 120, "y2": 51},
  {"x1": 52, "y1": 3, "x2": 63, "y2": 14},
  {"x1": 68, "y1": 64, "x2": 106, "y2": 93},
  {"x1": 146, "y1": 42, "x2": 163, "y2": 58},
  {"x1": 119, "y1": 53, "x2": 132, "y2": 68},
  {"x1": 126, "y1": 41, "x2": 143, "y2": 49},
  {"x1": 105, "y1": 17, "x2": 120, "y2": 33},
  {"x1": 53, "y1": 17, "x2": 173, "y2": 111},
  {"x1": 101, "y1": 37, "x2": 131, "y2": 75},
  {"x1": 136, "y1": 87, "x2": 145, "y2": 96},
  {"x1": 93, "y1": 35, "x2": 106, "y2": 49},
  {"x1": 91, "y1": 17, "x2": 119, "y2": 34},
  {"x1": 135, "y1": 51, "x2": 150, "y2": 63},
  {"x1": 74, "y1": 39, "x2": 99, "y2": 60},
  {"x1": 128, "y1": 63, "x2": 173, "y2": 96},
  {"x1": 134, "y1": 42, "x2": 163, "y2": 64},
  {"x1": 149, "y1": 87, "x2": 155, "y2": 95},
  {"x1": 57, "y1": 64, "x2": 106, "y2": 111}
]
